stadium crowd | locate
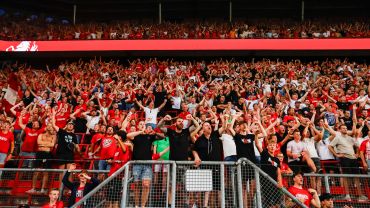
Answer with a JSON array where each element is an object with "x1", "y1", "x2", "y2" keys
[
  {"x1": 0, "y1": 15, "x2": 369, "y2": 40},
  {"x1": 0, "y1": 57, "x2": 369, "y2": 207}
]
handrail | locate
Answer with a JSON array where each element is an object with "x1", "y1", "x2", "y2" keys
[
  {"x1": 0, "y1": 168, "x2": 108, "y2": 173},
  {"x1": 71, "y1": 162, "x2": 132, "y2": 208},
  {"x1": 236, "y1": 158, "x2": 308, "y2": 208}
]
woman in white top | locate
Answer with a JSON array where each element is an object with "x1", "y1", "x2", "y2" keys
[{"x1": 217, "y1": 113, "x2": 238, "y2": 161}]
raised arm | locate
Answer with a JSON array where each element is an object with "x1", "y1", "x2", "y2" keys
[
  {"x1": 51, "y1": 109, "x2": 60, "y2": 132},
  {"x1": 157, "y1": 115, "x2": 172, "y2": 133},
  {"x1": 134, "y1": 98, "x2": 145, "y2": 110},
  {"x1": 158, "y1": 99, "x2": 167, "y2": 111}
]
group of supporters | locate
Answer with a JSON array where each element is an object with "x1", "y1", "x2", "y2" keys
[
  {"x1": 0, "y1": 57, "x2": 369, "y2": 207},
  {"x1": 1, "y1": 14, "x2": 369, "y2": 40}
]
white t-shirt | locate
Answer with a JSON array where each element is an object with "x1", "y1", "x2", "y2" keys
[
  {"x1": 187, "y1": 103, "x2": 198, "y2": 114},
  {"x1": 287, "y1": 140, "x2": 307, "y2": 162},
  {"x1": 220, "y1": 134, "x2": 237, "y2": 158},
  {"x1": 254, "y1": 136, "x2": 264, "y2": 157},
  {"x1": 302, "y1": 137, "x2": 319, "y2": 158},
  {"x1": 86, "y1": 115, "x2": 100, "y2": 133},
  {"x1": 316, "y1": 138, "x2": 335, "y2": 160},
  {"x1": 144, "y1": 107, "x2": 159, "y2": 124},
  {"x1": 171, "y1": 97, "x2": 182, "y2": 110}
]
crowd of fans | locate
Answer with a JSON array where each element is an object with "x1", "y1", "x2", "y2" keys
[
  {"x1": 0, "y1": 57, "x2": 369, "y2": 207},
  {"x1": 1, "y1": 14, "x2": 369, "y2": 40}
]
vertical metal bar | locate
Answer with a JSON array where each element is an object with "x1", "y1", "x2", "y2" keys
[
  {"x1": 166, "y1": 164, "x2": 170, "y2": 208},
  {"x1": 324, "y1": 175, "x2": 330, "y2": 194},
  {"x1": 58, "y1": 170, "x2": 66, "y2": 201},
  {"x1": 73, "y1": 4, "x2": 77, "y2": 25},
  {"x1": 229, "y1": 1, "x2": 232, "y2": 23},
  {"x1": 220, "y1": 164, "x2": 225, "y2": 208},
  {"x1": 231, "y1": 167, "x2": 236, "y2": 207},
  {"x1": 254, "y1": 169, "x2": 262, "y2": 208},
  {"x1": 159, "y1": 3, "x2": 162, "y2": 24},
  {"x1": 301, "y1": 0, "x2": 304, "y2": 22},
  {"x1": 121, "y1": 165, "x2": 130, "y2": 208},
  {"x1": 171, "y1": 163, "x2": 176, "y2": 208},
  {"x1": 236, "y1": 162, "x2": 244, "y2": 208}
]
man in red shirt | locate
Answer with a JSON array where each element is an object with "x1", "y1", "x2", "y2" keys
[
  {"x1": 19, "y1": 112, "x2": 44, "y2": 168},
  {"x1": 0, "y1": 121, "x2": 14, "y2": 177},
  {"x1": 41, "y1": 189, "x2": 64, "y2": 208},
  {"x1": 287, "y1": 172, "x2": 320, "y2": 208},
  {"x1": 359, "y1": 133, "x2": 370, "y2": 172},
  {"x1": 93, "y1": 126, "x2": 117, "y2": 170}
]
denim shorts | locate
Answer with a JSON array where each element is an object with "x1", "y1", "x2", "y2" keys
[{"x1": 133, "y1": 164, "x2": 153, "y2": 181}]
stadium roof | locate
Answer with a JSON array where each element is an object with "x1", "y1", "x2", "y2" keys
[{"x1": 1, "y1": 0, "x2": 369, "y2": 22}]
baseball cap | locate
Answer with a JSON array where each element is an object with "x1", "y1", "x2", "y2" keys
[{"x1": 319, "y1": 193, "x2": 333, "y2": 201}]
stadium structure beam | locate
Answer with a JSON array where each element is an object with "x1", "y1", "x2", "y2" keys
[
  {"x1": 229, "y1": 1, "x2": 232, "y2": 22},
  {"x1": 73, "y1": 4, "x2": 77, "y2": 25},
  {"x1": 301, "y1": 0, "x2": 304, "y2": 22},
  {"x1": 159, "y1": 2, "x2": 162, "y2": 24}
]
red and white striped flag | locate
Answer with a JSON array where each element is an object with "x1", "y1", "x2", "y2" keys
[{"x1": 3, "y1": 73, "x2": 19, "y2": 105}]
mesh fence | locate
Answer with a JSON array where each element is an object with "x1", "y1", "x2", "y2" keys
[
  {"x1": 173, "y1": 161, "x2": 236, "y2": 208},
  {"x1": 123, "y1": 161, "x2": 173, "y2": 208},
  {"x1": 0, "y1": 168, "x2": 108, "y2": 207},
  {"x1": 283, "y1": 172, "x2": 370, "y2": 208},
  {"x1": 238, "y1": 159, "x2": 307, "y2": 208}
]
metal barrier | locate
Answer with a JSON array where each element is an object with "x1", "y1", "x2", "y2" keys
[
  {"x1": 0, "y1": 168, "x2": 108, "y2": 207},
  {"x1": 238, "y1": 158, "x2": 307, "y2": 208},
  {"x1": 283, "y1": 172, "x2": 370, "y2": 208},
  {"x1": 72, "y1": 159, "x2": 307, "y2": 208}
]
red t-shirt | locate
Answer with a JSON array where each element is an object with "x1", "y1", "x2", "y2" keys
[
  {"x1": 108, "y1": 144, "x2": 131, "y2": 176},
  {"x1": 74, "y1": 104, "x2": 87, "y2": 118},
  {"x1": 288, "y1": 186, "x2": 312, "y2": 207},
  {"x1": 55, "y1": 113, "x2": 70, "y2": 129},
  {"x1": 90, "y1": 133, "x2": 104, "y2": 157},
  {"x1": 41, "y1": 201, "x2": 64, "y2": 208},
  {"x1": 100, "y1": 136, "x2": 117, "y2": 159},
  {"x1": 21, "y1": 127, "x2": 44, "y2": 153},
  {"x1": 13, "y1": 112, "x2": 30, "y2": 130},
  {"x1": 0, "y1": 131, "x2": 14, "y2": 154},
  {"x1": 359, "y1": 139, "x2": 370, "y2": 160}
]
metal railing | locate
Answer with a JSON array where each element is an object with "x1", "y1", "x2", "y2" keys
[
  {"x1": 0, "y1": 168, "x2": 108, "y2": 207},
  {"x1": 71, "y1": 159, "x2": 307, "y2": 208}
]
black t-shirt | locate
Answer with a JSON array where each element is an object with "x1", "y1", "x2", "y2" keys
[
  {"x1": 167, "y1": 128, "x2": 191, "y2": 161},
  {"x1": 56, "y1": 129, "x2": 78, "y2": 156},
  {"x1": 276, "y1": 132, "x2": 288, "y2": 160},
  {"x1": 260, "y1": 149, "x2": 280, "y2": 181},
  {"x1": 132, "y1": 134, "x2": 156, "y2": 160},
  {"x1": 341, "y1": 117, "x2": 353, "y2": 130},
  {"x1": 234, "y1": 133, "x2": 256, "y2": 163},
  {"x1": 193, "y1": 130, "x2": 223, "y2": 161},
  {"x1": 153, "y1": 90, "x2": 167, "y2": 108},
  {"x1": 336, "y1": 101, "x2": 351, "y2": 111},
  {"x1": 23, "y1": 95, "x2": 34, "y2": 106}
]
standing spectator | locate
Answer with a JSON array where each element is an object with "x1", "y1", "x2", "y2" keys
[
  {"x1": 192, "y1": 122, "x2": 223, "y2": 208},
  {"x1": 127, "y1": 122, "x2": 157, "y2": 208},
  {"x1": 0, "y1": 121, "x2": 14, "y2": 177},
  {"x1": 26, "y1": 123, "x2": 56, "y2": 194},
  {"x1": 286, "y1": 129, "x2": 317, "y2": 173},
  {"x1": 19, "y1": 112, "x2": 44, "y2": 168},
  {"x1": 135, "y1": 98, "x2": 167, "y2": 129},
  {"x1": 93, "y1": 126, "x2": 117, "y2": 171},
  {"x1": 359, "y1": 131, "x2": 370, "y2": 172},
  {"x1": 52, "y1": 110, "x2": 81, "y2": 175},
  {"x1": 62, "y1": 164, "x2": 100, "y2": 207},
  {"x1": 287, "y1": 171, "x2": 320, "y2": 208},
  {"x1": 327, "y1": 116, "x2": 368, "y2": 201},
  {"x1": 260, "y1": 138, "x2": 283, "y2": 208},
  {"x1": 41, "y1": 189, "x2": 64, "y2": 208}
]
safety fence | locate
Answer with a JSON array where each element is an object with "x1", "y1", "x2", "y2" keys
[
  {"x1": 0, "y1": 168, "x2": 108, "y2": 207},
  {"x1": 72, "y1": 159, "x2": 307, "y2": 208},
  {"x1": 283, "y1": 172, "x2": 370, "y2": 208}
]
